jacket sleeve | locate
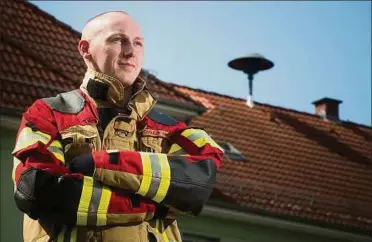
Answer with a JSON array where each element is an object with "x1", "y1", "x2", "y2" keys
[
  {"x1": 12, "y1": 100, "x2": 158, "y2": 227},
  {"x1": 91, "y1": 126, "x2": 224, "y2": 216}
]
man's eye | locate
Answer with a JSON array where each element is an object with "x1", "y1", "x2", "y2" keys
[{"x1": 135, "y1": 41, "x2": 143, "y2": 47}]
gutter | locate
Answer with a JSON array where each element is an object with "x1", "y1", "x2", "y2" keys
[
  {"x1": 201, "y1": 205, "x2": 372, "y2": 242},
  {"x1": 156, "y1": 97, "x2": 206, "y2": 114}
]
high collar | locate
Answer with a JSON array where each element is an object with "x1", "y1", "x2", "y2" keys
[{"x1": 80, "y1": 69, "x2": 157, "y2": 121}]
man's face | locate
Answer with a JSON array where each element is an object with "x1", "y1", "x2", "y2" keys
[{"x1": 85, "y1": 13, "x2": 144, "y2": 86}]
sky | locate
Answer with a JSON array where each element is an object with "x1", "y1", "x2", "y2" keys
[{"x1": 31, "y1": 1, "x2": 371, "y2": 126}]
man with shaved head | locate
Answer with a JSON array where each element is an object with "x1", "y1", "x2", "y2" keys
[
  {"x1": 80, "y1": 11, "x2": 142, "y2": 89},
  {"x1": 12, "y1": 11, "x2": 223, "y2": 242}
]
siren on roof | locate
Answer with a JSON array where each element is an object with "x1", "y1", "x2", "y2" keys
[{"x1": 228, "y1": 53, "x2": 274, "y2": 108}]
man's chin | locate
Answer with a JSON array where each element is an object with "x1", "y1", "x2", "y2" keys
[
  {"x1": 115, "y1": 74, "x2": 136, "y2": 87},
  {"x1": 117, "y1": 69, "x2": 140, "y2": 85}
]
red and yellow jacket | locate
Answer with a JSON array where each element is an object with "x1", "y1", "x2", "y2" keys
[{"x1": 12, "y1": 71, "x2": 224, "y2": 242}]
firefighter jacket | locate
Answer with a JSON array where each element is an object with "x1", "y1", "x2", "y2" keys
[{"x1": 12, "y1": 69, "x2": 224, "y2": 242}]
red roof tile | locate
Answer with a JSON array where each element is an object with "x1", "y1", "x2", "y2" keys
[
  {"x1": 1, "y1": 0, "x2": 371, "y2": 235},
  {"x1": 174, "y1": 85, "x2": 372, "y2": 234},
  {"x1": 0, "y1": 0, "x2": 198, "y2": 111}
]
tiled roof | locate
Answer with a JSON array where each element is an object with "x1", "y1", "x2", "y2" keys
[
  {"x1": 1, "y1": 0, "x2": 371, "y2": 236},
  {"x1": 174, "y1": 85, "x2": 372, "y2": 234},
  {"x1": 0, "y1": 0, "x2": 199, "y2": 112}
]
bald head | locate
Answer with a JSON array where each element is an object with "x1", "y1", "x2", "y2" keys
[
  {"x1": 82, "y1": 11, "x2": 130, "y2": 42},
  {"x1": 78, "y1": 11, "x2": 144, "y2": 86}
]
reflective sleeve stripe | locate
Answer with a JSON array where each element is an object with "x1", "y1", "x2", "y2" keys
[
  {"x1": 12, "y1": 157, "x2": 21, "y2": 182},
  {"x1": 57, "y1": 226, "x2": 65, "y2": 242},
  {"x1": 77, "y1": 177, "x2": 112, "y2": 226},
  {"x1": 137, "y1": 152, "x2": 153, "y2": 196},
  {"x1": 182, "y1": 129, "x2": 206, "y2": 140},
  {"x1": 96, "y1": 185, "x2": 112, "y2": 226},
  {"x1": 181, "y1": 129, "x2": 224, "y2": 152},
  {"x1": 70, "y1": 227, "x2": 77, "y2": 242},
  {"x1": 77, "y1": 177, "x2": 94, "y2": 226},
  {"x1": 137, "y1": 153, "x2": 171, "y2": 202},
  {"x1": 13, "y1": 127, "x2": 50, "y2": 152},
  {"x1": 13, "y1": 127, "x2": 65, "y2": 163},
  {"x1": 153, "y1": 154, "x2": 171, "y2": 203},
  {"x1": 47, "y1": 143, "x2": 65, "y2": 163},
  {"x1": 146, "y1": 154, "x2": 161, "y2": 199},
  {"x1": 69, "y1": 227, "x2": 77, "y2": 242},
  {"x1": 57, "y1": 226, "x2": 77, "y2": 242},
  {"x1": 87, "y1": 180, "x2": 102, "y2": 226},
  {"x1": 168, "y1": 144, "x2": 187, "y2": 155}
]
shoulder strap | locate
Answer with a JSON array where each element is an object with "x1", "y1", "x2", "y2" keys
[
  {"x1": 147, "y1": 109, "x2": 179, "y2": 126},
  {"x1": 42, "y1": 90, "x2": 85, "y2": 114}
]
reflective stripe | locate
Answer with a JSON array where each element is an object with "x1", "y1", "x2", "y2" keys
[
  {"x1": 138, "y1": 152, "x2": 152, "y2": 196},
  {"x1": 162, "y1": 231, "x2": 170, "y2": 242},
  {"x1": 47, "y1": 143, "x2": 65, "y2": 163},
  {"x1": 153, "y1": 154, "x2": 171, "y2": 203},
  {"x1": 70, "y1": 227, "x2": 77, "y2": 242},
  {"x1": 13, "y1": 127, "x2": 50, "y2": 153},
  {"x1": 57, "y1": 227, "x2": 77, "y2": 242},
  {"x1": 50, "y1": 139, "x2": 63, "y2": 149},
  {"x1": 13, "y1": 127, "x2": 65, "y2": 163},
  {"x1": 96, "y1": 185, "x2": 112, "y2": 226},
  {"x1": 87, "y1": 180, "x2": 102, "y2": 226},
  {"x1": 63, "y1": 227, "x2": 72, "y2": 242},
  {"x1": 155, "y1": 219, "x2": 170, "y2": 242},
  {"x1": 12, "y1": 157, "x2": 21, "y2": 181},
  {"x1": 57, "y1": 227, "x2": 65, "y2": 242},
  {"x1": 184, "y1": 129, "x2": 208, "y2": 141},
  {"x1": 77, "y1": 177, "x2": 112, "y2": 226},
  {"x1": 170, "y1": 128, "x2": 223, "y2": 155},
  {"x1": 182, "y1": 129, "x2": 224, "y2": 152},
  {"x1": 138, "y1": 153, "x2": 171, "y2": 202},
  {"x1": 77, "y1": 177, "x2": 94, "y2": 225},
  {"x1": 168, "y1": 144, "x2": 187, "y2": 155},
  {"x1": 147, "y1": 154, "x2": 161, "y2": 199}
]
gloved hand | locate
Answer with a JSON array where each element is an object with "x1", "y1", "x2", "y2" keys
[
  {"x1": 14, "y1": 167, "x2": 61, "y2": 219},
  {"x1": 14, "y1": 167, "x2": 88, "y2": 226},
  {"x1": 68, "y1": 153, "x2": 95, "y2": 176}
]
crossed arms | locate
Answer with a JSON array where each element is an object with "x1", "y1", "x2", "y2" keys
[{"x1": 12, "y1": 100, "x2": 224, "y2": 227}]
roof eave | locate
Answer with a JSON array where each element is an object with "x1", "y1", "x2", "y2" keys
[{"x1": 205, "y1": 200, "x2": 372, "y2": 237}]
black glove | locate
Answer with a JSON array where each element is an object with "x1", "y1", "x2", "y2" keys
[
  {"x1": 14, "y1": 167, "x2": 83, "y2": 226},
  {"x1": 68, "y1": 153, "x2": 95, "y2": 176},
  {"x1": 14, "y1": 167, "x2": 59, "y2": 220}
]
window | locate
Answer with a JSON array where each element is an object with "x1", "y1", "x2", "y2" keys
[{"x1": 218, "y1": 142, "x2": 247, "y2": 161}]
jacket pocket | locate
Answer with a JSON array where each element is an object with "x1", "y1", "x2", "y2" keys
[
  {"x1": 60, "y1": 125, "x2": 100, "y2": 164},
  {"x1": 140, "y1": 136, "x2": 171, "y2": 153}
]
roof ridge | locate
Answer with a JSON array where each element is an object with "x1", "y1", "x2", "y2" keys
[
  {"x1": 168, "y1": 81, "x2": 372, "y2": 130},
  {"x1": 23, "y1": 1, "x2": 82, "y2": 38}
]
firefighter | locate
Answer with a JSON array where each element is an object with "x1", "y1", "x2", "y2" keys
[{"x1": 12, "y1": 11, "x2": 224, "y2": 242}]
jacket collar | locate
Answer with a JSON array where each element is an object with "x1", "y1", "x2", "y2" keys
[{"x1": 80, "y1": 69, "x2": 156, "y2": 121}]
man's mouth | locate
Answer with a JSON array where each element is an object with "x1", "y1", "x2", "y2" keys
[{"x1": 118, "y1": 62, "x2": 135, "y2": 70}]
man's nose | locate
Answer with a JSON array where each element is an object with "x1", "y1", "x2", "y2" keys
[{"x1": 122, "y1": 43, "x2": 135, "y2": 58}]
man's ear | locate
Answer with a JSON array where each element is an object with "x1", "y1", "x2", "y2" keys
[{"x1": 78, "y1": 40, "x2": 91, "y2": 59}]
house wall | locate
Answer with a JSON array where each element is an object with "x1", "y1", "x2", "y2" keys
[
  {"x1": 1, "y1": 127, "x2": 22, "y2": 242},
  {"x1": 177, "y1": 214, "x2": 349, "y2": 242}
]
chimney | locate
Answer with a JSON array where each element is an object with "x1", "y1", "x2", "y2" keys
[{"x1": 312, "y1": 97, "x2": 342, "y2": 120}]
